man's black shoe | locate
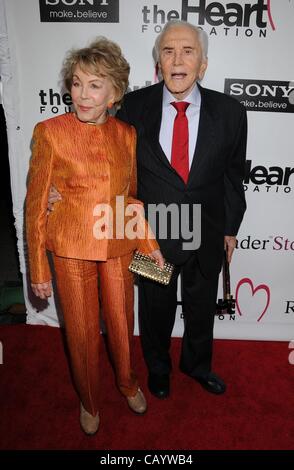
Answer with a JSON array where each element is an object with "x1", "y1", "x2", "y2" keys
[
  {"x1": 195, "y1": 372, "x2": 226, "y2": 395},
  {"x1": 148, "y1": 373, "x2": 170, "y2": 399}
]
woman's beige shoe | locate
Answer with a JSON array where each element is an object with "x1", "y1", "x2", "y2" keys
[
  {"x1": 126, "y1": 388, "x2": 147, "y2": 414},
  {"x1": 80, "y1": 403, "x2": 100, "y2": 435}
]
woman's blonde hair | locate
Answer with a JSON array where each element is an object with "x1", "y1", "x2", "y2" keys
[{"x1": 62, "y1": 36, "x2": 130, "y2": 108}]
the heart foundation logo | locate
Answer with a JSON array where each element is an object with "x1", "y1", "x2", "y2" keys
[{"x1": 235, "y1": 278, "x2": 270, "y2": 322}]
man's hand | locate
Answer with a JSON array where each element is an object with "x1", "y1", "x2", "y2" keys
[
  {"x1": 48, "y1": 185, "x2": 62, "y2": 212},
  {"x1": 224, "y1": 236, "x2": 237, "y2": 263},
  {"x1": 31, "y1": 281, "x2": 52, "y2": 300},
  {"x1": 149, "y1": 249, "x2": 165, "y2": 269}
]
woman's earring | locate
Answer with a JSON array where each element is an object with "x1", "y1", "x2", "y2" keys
[{"x1": 107, "y1": 102, "x2": 113, "y2": 109}]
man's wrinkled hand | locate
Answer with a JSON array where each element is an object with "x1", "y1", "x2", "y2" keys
[{"x1": 224, "y1": 236, "x2": 237, "y2": 263}]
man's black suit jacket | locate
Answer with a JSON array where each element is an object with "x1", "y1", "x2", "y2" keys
[{"x1": 117, "y1": 82, "x2": 247, "y2": 279}]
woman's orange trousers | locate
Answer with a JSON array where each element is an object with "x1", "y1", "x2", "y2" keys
[{"x1": 53, "y1": 253, "x2": 138, "y2": 415}]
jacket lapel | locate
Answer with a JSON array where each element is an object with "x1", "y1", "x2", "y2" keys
[
  {"x1": 187, "y1": 85, "x2": 218, "y2": 186},
  {"x1": 142, "y1": 82, "x2": 176, "y2": 173}
]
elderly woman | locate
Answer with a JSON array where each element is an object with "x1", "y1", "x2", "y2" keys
[{"x1": 26, "y1": 37, "x2": 163, "y2": 435}]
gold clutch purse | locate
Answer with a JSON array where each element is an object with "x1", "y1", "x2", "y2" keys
[{"x1": 128, "y1": 252, "x2": 174, "y2": 285}]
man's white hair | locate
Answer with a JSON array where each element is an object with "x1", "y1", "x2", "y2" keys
[{"x1": 154, "y1": 20, "x2": 208, "y2": 62}]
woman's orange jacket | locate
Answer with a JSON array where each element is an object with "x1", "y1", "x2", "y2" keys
[{"x1": 26, "y1": 113, "x2": 158, "y2": 283}]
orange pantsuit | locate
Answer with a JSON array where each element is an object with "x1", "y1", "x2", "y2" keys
[{"x1": 26, "y1": 113, "x2": 158, "y2": 414}]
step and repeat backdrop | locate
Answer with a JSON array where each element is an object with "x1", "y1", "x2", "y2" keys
[{"x1": 0, "y1": 0, "x2": 293, "y2": 339}]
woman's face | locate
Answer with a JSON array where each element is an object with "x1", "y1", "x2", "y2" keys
[{"x1": 71, "y1": 65, "x2": 116, "y2": 124}]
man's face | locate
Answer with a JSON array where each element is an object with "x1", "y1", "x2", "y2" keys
[{"x1": 158, "y1": 25, "x2": 207, "y2": 100}]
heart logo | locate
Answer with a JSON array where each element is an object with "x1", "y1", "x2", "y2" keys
[{"x1": 235, "y1": 278, "x2": 270, "y2": 322}]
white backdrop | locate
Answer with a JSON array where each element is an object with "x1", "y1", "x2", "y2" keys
[{"x1": 0, "y1": 0, "x2": 293, "y2": 339}]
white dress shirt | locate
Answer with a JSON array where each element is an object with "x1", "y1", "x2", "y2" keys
[{"x1": 159, "y1": 84, "x2": 201, "y2": 169}]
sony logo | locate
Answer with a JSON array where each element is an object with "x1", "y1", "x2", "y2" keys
[
  {"x1": 229, "y1": 82, "x2": 294, "y2": 99},
  {"x1": 45, "y1": 0, "x2": 109, "y2": 5}
]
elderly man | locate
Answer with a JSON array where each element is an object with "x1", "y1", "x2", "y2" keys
[{"x1": 117, "y1": 20, "x2": 247, "y2": 399}]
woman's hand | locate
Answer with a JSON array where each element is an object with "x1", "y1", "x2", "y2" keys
[
  {"x1": 48, "y1": 185, "x2": 62, "y2": 213},
  {"x1": 31, "y1": 281, "x2": 52, "y2": 300},
  {"x1": 149, "y1": 249, "x2": 165, "y2": 269}
]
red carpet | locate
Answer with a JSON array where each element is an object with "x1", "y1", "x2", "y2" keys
[{"x1": 0, "y1": 324, "x2": 293, "y2": 450}]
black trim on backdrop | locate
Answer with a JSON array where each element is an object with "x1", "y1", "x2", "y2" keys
[
  {"x1": 39, "y1": 0, "x2": 119, "y2": 23},
  {"x1": 224, "y1": 79, "x2": 294, "y2": 113}
]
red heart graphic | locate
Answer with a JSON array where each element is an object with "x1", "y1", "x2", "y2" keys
[{"x1": 235, "y1": 278, "x2": 270, "y2": 322}]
